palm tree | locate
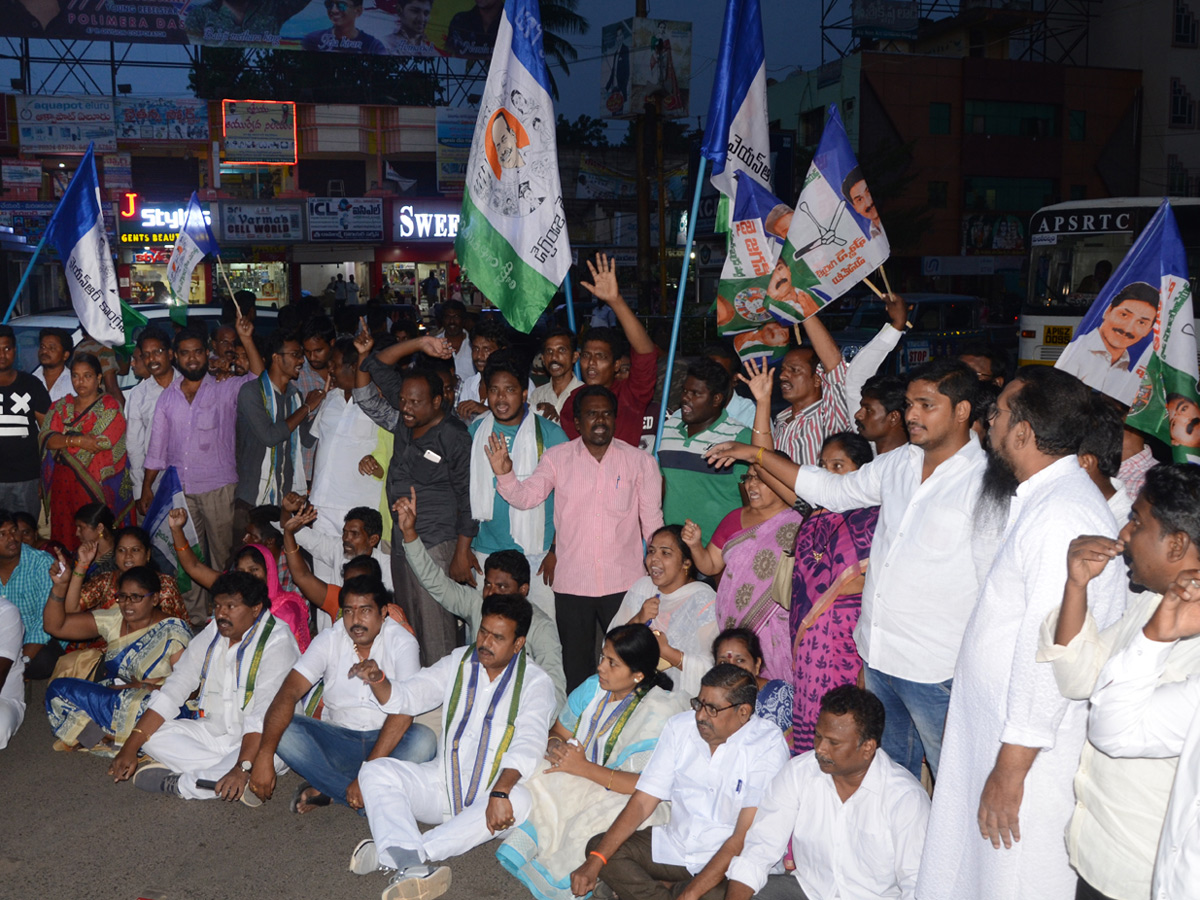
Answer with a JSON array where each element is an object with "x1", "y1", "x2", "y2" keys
[{"x1": 539, "y1": 0, "x2": 589, "y2": 100}]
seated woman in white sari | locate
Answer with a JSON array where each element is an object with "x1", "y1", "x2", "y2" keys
[
  {"x1": 607, "y1": 524, "x2": 717, "y2": 696},
  {"x1": 43, "y1": 560, "x2": 190, "y2": 754},
  {"x1": 497, "y1": 624, "x2": 684, "y2": 900}
]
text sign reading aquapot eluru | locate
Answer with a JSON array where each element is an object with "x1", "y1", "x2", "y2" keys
[{"x1": 306, "y1": 198, "x2": 384, "y2": 242}]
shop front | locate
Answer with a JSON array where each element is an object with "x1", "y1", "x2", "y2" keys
[
  {"x1": 294, "y1": 197, "x2": 386, "y2": 303},
  {"x1": 215, "y1": 201, "x2": 304, "y2": 306},
  {"x1": 116, "y1": 193, "x2": 212, "y2": 304},
  {"x1": 374, "y1": 198, "x2": 462, "y2": 311}
]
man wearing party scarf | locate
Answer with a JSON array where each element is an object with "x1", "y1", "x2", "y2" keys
[
  {"x1": 468, "y1": 349, "x2": 567, "y2": 620},
  {"x1": 233, "y1": 329, "x2": 328, "y2": 554},
  {"x1": 349, "y1": 593, "x2": 556, "y2": 900},
  {"x1": 107, "y1": 571, "x2": 301, "y2": 804}
]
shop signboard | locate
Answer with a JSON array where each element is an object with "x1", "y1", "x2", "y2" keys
[
  {"x1": 435, "y1": 106, "x2": 474, "y2": 194},
  {"x1": 391, "y1": 198, "x2": 463, "y2": 243},
  {"x1": 222, "y1": 100, "x2": 297, "y2": 165},
  {"x1": 115, "y1": 98, "x2": 208, "y2": 142},
  {"x1": 101, "y1": 154, "x2": 133, "y2": 193},
  {"x1": 15, "y1": 95, "x2": 117, "y2": 153},
  {"x1": 1, "y1": 160, "x2": 42, "y2": 188},
  {"x1": 851, "y1": 0, "x2": 919, "y2": 39},
  {"x1": 308, "y1": 197, "x2": 384, "y2": 242},
  {"x1": 0, "y1": 0, "x2": 501, "y2": 59},
  {"x1": 220, "y1": 202, "x2": 304, "y2": 243},
  {"x1": 118, "y1": 193, "x2": 212, "y2": 246},
  {"x1": 0, "y1": 200, "x2": 116, "y2": 246}
]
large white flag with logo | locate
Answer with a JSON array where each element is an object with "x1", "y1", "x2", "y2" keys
[
  {"x1": 45, "y1": 143, "x2": 122, "y2": 347},
  {"x1": 454, "y1": 0, "x2": 571, "y2": 333},
  {"x1": 165, "y1": 192, "x2": 218, "y2": 303}
]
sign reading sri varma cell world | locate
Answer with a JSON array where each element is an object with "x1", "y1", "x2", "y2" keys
[{"x1": 0, "y1": 0, "x2": 504, "y2": 59}]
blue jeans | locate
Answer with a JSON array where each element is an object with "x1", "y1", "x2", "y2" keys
[
  {"x1": 863, "y1": 666, "x2": 952, "y2": 780},
  {"x1": 276, "y1": 715, "x2": 437, "y2": 808}
]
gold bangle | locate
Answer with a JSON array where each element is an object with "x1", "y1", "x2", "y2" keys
[
  {"x1": 284, "y1": 545, "x2": 299, "y2": 554},
  {"x1": 751, "y1": 426, "x2": 769, "y2": 436},
  {"x1": 131, "y1": 728, "x2": 143, "y2": 734},
  {"x1": 754, "y1": 447, "x2": 765, "y2": 466}
]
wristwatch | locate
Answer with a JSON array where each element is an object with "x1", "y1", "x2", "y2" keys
[
  {"x1": 239, "y1": 760, "x2": 253, "y2": 773},
  {"x1": 489, "y1": 790, "x2": 509, "y2": 799}
]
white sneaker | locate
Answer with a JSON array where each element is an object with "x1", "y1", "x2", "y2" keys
[
  {"x1": 381, "y1": 865, "x2": 451, "y2": 900},
  {"x1": 349, "y1": 839, "x2": 389, "y2": 875}
]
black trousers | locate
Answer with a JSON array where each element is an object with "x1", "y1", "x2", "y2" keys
[
  {"x1": 554, "y1": 591, "x2": 625, "y2": 691},
  {"x1": 1076, "y1": 878, "x2": 1118, "y2": 900}
]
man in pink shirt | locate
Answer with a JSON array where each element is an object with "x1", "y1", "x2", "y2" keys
[{"x1": 486, "y1": 384, "x2": 663, "y2": 690}]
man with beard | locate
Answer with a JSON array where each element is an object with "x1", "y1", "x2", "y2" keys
[
  {"x1": 569, "y1": 664, "x2": 789, "y2": 900},
  {"x1": 486, "y1": 385, "x2": 663, "y2": 691},
  {"x1": 529, "y1": 327, "x2": 582, "y2": 422},
  {"x1": 142, "y1": 318, "x2": 264, "y2": 622},
  {"x1": 32, "y1": 326, "x2": 72, "y2": 404},
  {"x1": 659, "y1": 358, "x2": 751, "y2": 542},
  {"x1": 854, "y1": 373, "x2": 909, "y2": 456},
  {"x1": 467, "y1": 350, "x2": 567, "y2": 620},
  {"x1": 725, "y1": 685, "x2": 929, "y2": 900},
  {"x1": 706, "y1": 357, "x2": 985, "y2": 781},
  {"x1": 281, "y1": 498, "x2": 392, "y2": 592},
  {"x1": 248, "y1": 576, "x2": 435, "y2": 813},
  {"x1": 1037, "y1": 463, "x2": 1200, "y2": 900},
  {"x1": 109, "y1": 571, "x2": 301, "y2": 804},
  {"x1": 296, "y1": 316, "x2": 337, "y2": 485},
  {"x1": 235, "y1": 329, "x2": 329, "y2": 550},
  {"x1": 349, "y1": 593, "x2": 556, "y2": 900},
  {"x1": 125, "y1": 328, "x2": 176, "y2": 503},
  {"x1": 917, "y1": 366, "x2": 1125, "y2": 900}
]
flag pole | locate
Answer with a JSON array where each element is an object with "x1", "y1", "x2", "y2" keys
[
  {"x1": 215, "y1": 255, "x2": 238, "y2": 301},
  {"x1": 653, "y1": 154, "x2": 708, "y2": 457},
  {"x1": 562, "y1": 273, "x2": 582, "y2": 380},
  {"x1": 1, "y1": 231, "x2": 50, "y2": 324}
]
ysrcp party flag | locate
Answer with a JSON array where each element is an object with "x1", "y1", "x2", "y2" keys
[
  {"x1": 1056, "y1": 201, "x2": 1199, "y2": 460},
  {"x1": 165, "y1": 192, "x2": 218, "y2": 307},
  {"x1": 45, "y1": 143, "x2": 123, "y2": 347},
  {"x1": 455, "y1": 0, "x2": 571, "y2": 333},
  {"x1": 143, "y1": 466, "x2": 204, "y2": 593},
  {"x1": 766, "y1": 105, "x2": 890, "y2": 325},
  {"x1": 700, "y1": 0, "x2": 771, "y2": 232}
]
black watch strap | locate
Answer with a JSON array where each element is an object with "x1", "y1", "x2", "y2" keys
[{"x1": 489, "y1": 790, "x2": 509, "y2": 799}]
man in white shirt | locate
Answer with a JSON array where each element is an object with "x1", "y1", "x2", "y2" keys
[
  {"x1": 349, "y1": 593, "x2": 556, "y2": 900},
  {"x1": 282, "y1": 495, "x2": 393, "y2": 592},
  {"x1": 708, "y1": 357, "x2": 986, "y2": 779},
  {"x1": 917, "y1": 365, "x2": 1125, "y2": 900},
  {"x1": 0, "y1": 596, "x2": 25, "y2": 749},
  {"x1": 32, "y1": 326, "x2": 72, "y2": 404},
  {"x1": 108, "y1": 571, "x2": 300, "y2": 804},
  {"x1": 308, "y1": 337, "x2": 385, "y2": 536},
  {"x1": 1088, "y1": 549, "x2": 1200, "y2": 900},
  {"x1": 726, "y1": 685, "x2": 929, "y2": 900},
  {"x1": 570, "y1": 664, "x2": 790, "y2": 900},
  {"x1": 124, "y1": 327, "x2": 177, "y2": 499},
  {"x1": 247, "y1": 576, "x2": 435, "y2": 812},
  {"x1": 1039, "y1": 463, "x2": 1200, "y2": 900},
  {"x1": 530, "y1": 327, "x2": 583, "y2": 423}
]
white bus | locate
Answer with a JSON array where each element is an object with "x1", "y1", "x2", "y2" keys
[{"x1": 1019, "y1": 198, "x2": 1200, "y2": 367}]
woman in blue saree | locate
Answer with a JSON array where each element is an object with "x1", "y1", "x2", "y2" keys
[{"x1": 42, "y1": 558, "x2": 190, "y2": 753}]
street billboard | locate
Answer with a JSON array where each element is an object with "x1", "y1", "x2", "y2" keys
[
  {"x1": 435, "y1": 106, "x2": 475, "y2": 194},
  {"x1": 16, "y1": 95, "x2": 117, "y2": 153},
  {"x1": 0, "y1": 0, "x2": 504, "y2": 59},
  {"x1": 601, "y1": 17, "x2": 691, "y2": 119},
  {"x1": 115, "y1": 98, "x2": 209, "y2": 142},
  {"x1": 222, "y1": 100, "x2": 297, "y2": 165}
]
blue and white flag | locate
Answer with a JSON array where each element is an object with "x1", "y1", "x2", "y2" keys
[
  {"x1": 1057, "y1": 200, "x2": 1199, "y2": 461},
  {"x1": 700, "y1": 0, "x2": 771, "y2": 227},
  {"x1": 45, "y1": 143, "x2": 122, "y2": 347},
  {"x1": 143, "y1": 466, "x2": 205, "y2": 593},
  {"x1": 165, "y1": 192, "x2": 218, "y2": 304},
  {"x1": 454, "y1": 0, "x2": 571, "y2": 333}
]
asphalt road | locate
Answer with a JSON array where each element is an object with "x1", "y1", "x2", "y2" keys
[{"x1": 0, "y1": 681, "x2": 535, "y2": 900}]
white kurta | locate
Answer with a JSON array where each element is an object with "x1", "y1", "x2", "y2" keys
[
  {"x1": 308, "y1": 391, "x2": 386, "y2": 536},
  {"x1": 916, "y1": 457, "x2": 1125, "y2": 900},
  {"x1": 608, "y1": 577, "x2": 717, "y2": 696},
  {"x1": 126, "y1": 371, "x2": 177, "y2": 497},
  {"x1": 361, "y1": 646, "x2": 557, "y2": 864}
]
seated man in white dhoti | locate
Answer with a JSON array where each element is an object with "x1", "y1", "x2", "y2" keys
[
  {"x1": 725, "y1": 685, "x2": 929, "y2": 900},
  {"x1": 107, "y1": 571, "x2": 301, "y2": 805},
  {"x1": 349, "y1": 592, "x2": 557, "y2": 900}
]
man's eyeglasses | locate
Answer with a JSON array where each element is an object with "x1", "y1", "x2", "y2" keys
[
  {"x1": 278, "y1": 350, "x2": 305, "y2": 359},
  {"x1": 690, "y1": 697, "x2": 738, "y2": 717},
  {"x1": 325, "y1": 1, "x2": 349, "y2": 9},
  {"x1": 987, "y1": 405, "x2": 1012, "y2": 424}
]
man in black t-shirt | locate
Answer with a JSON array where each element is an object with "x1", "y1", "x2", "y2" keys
[{"x1": 0, "y1": 325, "x2": 51, "y2": 519}]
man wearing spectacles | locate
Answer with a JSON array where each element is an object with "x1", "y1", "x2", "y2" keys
[
  {"x1": 570, "y1": 663, "x2": 789, "y2": 900},
  {"x1": 301, "y1": 0, "x2": 386, "y2": 54}
]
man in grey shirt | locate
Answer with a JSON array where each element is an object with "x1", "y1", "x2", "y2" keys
[
  {"x1": 394, "y1": 486, "x2": 566, "y2": 710},
  {"x1": 353, "y1": 331, "x2": 477, "y2": 666},
  {"x1": 234, "y1": 330, "x2": 327, "y2": 548}
]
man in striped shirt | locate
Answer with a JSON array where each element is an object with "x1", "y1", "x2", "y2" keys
[{"x1": 659, "y1": 358, "x2": 751, "y2": 542}]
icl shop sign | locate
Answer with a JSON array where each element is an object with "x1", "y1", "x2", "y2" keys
[{"x1": 118, "y1": 192, "x2": 212, "y2": 245}]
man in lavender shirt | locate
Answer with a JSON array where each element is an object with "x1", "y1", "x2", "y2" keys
[{"x1": 141, "y1": 314, "x2": 264, "y2": 624}]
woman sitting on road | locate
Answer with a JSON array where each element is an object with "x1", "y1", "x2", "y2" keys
[{"x1": 43, "y1": 560, "x2": 190, "y2": 754}]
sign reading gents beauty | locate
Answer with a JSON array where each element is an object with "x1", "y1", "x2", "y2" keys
[{"x1": 307, "y1": 198, "x2": 384, "y2": 242}]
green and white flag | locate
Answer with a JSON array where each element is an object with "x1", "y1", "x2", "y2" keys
[{"x1": 455, "y1": 0, "x2": 571, "y2": 333}]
